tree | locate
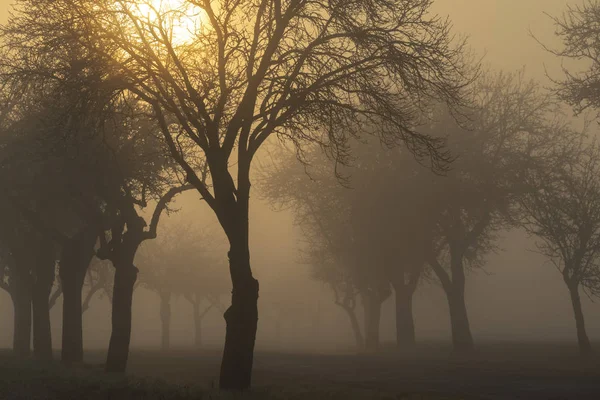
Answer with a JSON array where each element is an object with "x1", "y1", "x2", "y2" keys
[
  {"x1": 0, "y1": 48, "x2": 190, "y2": 369},
  {"x1": 309, "y1": 249, "x2": 364, "y2": 350},
  {"x1": 138, "y1": 222, "x2": 229, "y2": 350},
  {"x1": 261, "y1": 146, "x2": 398, "y2": 352},
  {"x1": 6, "y1": 0, "x2": 471, "y2": 388},
  {"x1": 43, "y1": 258, "x2": 113, "y2": 313},
  {"x1": 419, "y1": 71, "x2": 573, "y2": 351},
  {"x1": 545, "y1": 1, "x2": 600, "y2": 116},
  {"x1": 0, "y1": 87, "x2": 74, "y2": 361},
  {"x1": 518, "y1": 140, "x2": 600, "y2": 355},
  {"x1": 72, "y1": 258, "x2": 117, "y2": 313}
]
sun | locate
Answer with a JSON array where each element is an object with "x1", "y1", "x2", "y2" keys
[{"x1": 134, "y1": 0, "x2": 206, "y2": 45}]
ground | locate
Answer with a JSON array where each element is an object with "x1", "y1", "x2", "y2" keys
[{"x1": 1, "y1": 342, "x2": 599, "y2": 399}]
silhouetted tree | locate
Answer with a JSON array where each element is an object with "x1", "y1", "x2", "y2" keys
[
  {"x1": 519, "y1": 139, "x2": 600, "y2": 355},
  {"x1": 347, "y1": 142, "x2": 435, "y2": 349},
  {"x1": 262, "y1": 147, "x2": 394, "y2": 351},
  {"x1": 82, "y1": 259, "x2": 114, "y2": 313},
  {"x1": 138, "y1": 222, "x2": 228, "y2": 350},
  {"x1": 420, "y1": 71, "x2": 573, "y2": 352},
  {"x1": 310, "y1": 250, "x2": 364, "y2": 349},
  {"x1": 6, "y1": 0, "x2": 472, "y2": 387},
  {"x1": 545, "y1": 1, "x2": 600, "y2": 117},
  {"x1": 0, "y1": 59, "x2": 190, "y2": 370}
]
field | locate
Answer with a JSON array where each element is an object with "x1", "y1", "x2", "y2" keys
[{"x1": 1, "y1": 342, "x2": 600, "y2": 400}]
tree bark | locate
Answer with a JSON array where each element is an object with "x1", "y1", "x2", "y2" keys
[
  {"x1": 12, "y1": 271, "x2": 32, "y2": 358},
  {"x1": 159, "y1": 291, "x2": 171, "y2": 351},
  {"x1": 59, "y1": 230, "x2": 96, "y2": 365},
  {"x1": 568, "y1": 283, "x2": 592, "y2": 355},
  {"x1": 105, "y1": 237, "x2": 140, "y2": 373},
  {"x1": 219, "y1": 243, "x2": 259, "y2": 390},
  {"x1": 447, "y1": 286, "x2": 473, "y2": 352},
  {"x1": 32, "y1": 246, "x2": 55, "y2": 361},
  {"x1": 363, "y1": 292, "x2": 382, "y2": 352},
  {"x1": 392, "y1": 281, "x2": 416, "y2": 349}
]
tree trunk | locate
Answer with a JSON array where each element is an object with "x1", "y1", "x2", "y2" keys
[
  {"x1": 60, "y1": 270, "x2": 83, "y2": 364},
  {"x1": 447, "y1": 286, "x2": 473, "y2": 352},
  {"x1": 392, "y1": 282, "x2": 416, "y2": 349},
  {"x1": 219, "y1": 243, "x2": 259, "y2": 390},
  {"x1": 12, "y1": 272, "x2": 32, "y2": 358},
  {"x1": 341, "y1": 305, "x2": 363, "y2": 349},
  {"x1": 193, "y1": 300, "x2": 202, "y2": 349},
  {"x1": 363, "y1": 292, "x2": 382, "y2": 352},
  {"x1": 435, "y1": 254, "x2": 474, "y2": 352},
  {"x1": 32, "y1": 249, "x2": 55, "y2": 361},
  {"x1": 59, "y1": 230, "x2": 96, "y2": 365},
  {"x1": 160, "y1": 291, "x2": 171, "y2": 351},
  {"x1": 32, "y1": 288, "x2": 53, "y2": 361},
  {"x1": 568, "y1": 284, "x2": 592, "y2": 355},
  {"x1": 105, "y1": 244, "x2": 139, "y2": 373}
]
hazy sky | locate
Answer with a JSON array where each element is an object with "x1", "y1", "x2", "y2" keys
[
  {"x1": 434, "y1": 0, "x2": 577, "y2": 79},
  {"x1": 0, "y1": 0, "x2": 580, "y2": 73}
]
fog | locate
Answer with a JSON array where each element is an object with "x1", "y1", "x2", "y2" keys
[{"x1": 0, "y1": 0, "x2": 597, "y2": 358}]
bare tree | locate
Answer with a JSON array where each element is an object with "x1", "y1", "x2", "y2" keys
[
  {"x1": 0, "y1": 51, "x2": 190, "y2": 369},
  {"x1": 308, "y1": 247, "x2": 364, "y2": 349},
  {"x1": 519, "y1": 140, "x2": 600, "y2": 355},
  {"x1": 421, "y1": 71, "x2": 573, "y2": 351},
  {"x1": 5, "y1": 0, "x2": 471, "y2": 387},
  {"x1": 138, "y1": 221, "x2": 228, "y2": 350},
  {"x1": 261, "y1": 146, "x2": 396, "y2": 352},
  {"x1": 543, "y1": 1, "x2": 600, "y2": 117}
]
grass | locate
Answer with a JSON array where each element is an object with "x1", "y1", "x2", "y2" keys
[
  {"x1": 0, "y1": 353, "x2": 464, "y2": 400},
  {"x1": 0, "y1": 357, "x2": 203, "y2": 400},
  {"x1": 4, "y1": 343, "x2": 600, "y2": 399}
]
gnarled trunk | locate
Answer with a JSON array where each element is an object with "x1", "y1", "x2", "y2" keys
[
  {"x1": 219, "y1": 242, "x2": 259, "y2": 390},
  {"x1": 59, "y1": 230, "x2": 96, "y2": 365},
  {"x1": 568, "y1": 283, "x2": 592, "y2": 355},
  {"x1": 160, "y1": 291, "x2": 171, "y2": 351},
  {"x1": 32, "y1": 246, "x2": 55, "y2": 361},
  {"x1": 105, "y1": 239, "x2": 139, "y2": 373}
]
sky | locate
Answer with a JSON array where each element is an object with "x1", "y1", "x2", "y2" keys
[
  {"x1": 434, "y1": 0, "x2": 575, "y2": 79},
  {"x1": 0, "y1": 0, "x2": 597, "y2": 350}
]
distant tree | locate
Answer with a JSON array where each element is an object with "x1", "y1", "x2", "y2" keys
[
  {"x1": 545, "y1": 1, "x2": 600, "y2": 116},
  {"x1": 420, "y1": 71, "x2": 573, "y2": 351},
  {"x1": 265, "y1": 144, "x2": 433, "y2": 351},
  {"x1": 307, "y1": 248, "x2": 364, "y2": 349},
  {"x1": 5, "y1": 0, "x2": 473, "y2": 387},
  {"x1": 138, "y1": 222, "x2": 228, "y2": 350},
  {"x1": 82, "y1": 258, "x2": 115, "y2": 313},
  {"x1": 0, "y1": 211, "x2": 57, "y2": 360},
  {"x1": 262, "y1": 148, "x2": 395, "y2": 352},
  {"x1": 44, "y1": 258, "x2": 114, "y2": 313},
  {"x1": 347, "y1": 142, "x2": 437, "y2": 349},
  {"x1": 519, "y1": 140, "x2": 600, "y2": 355},
  {"x1": 0, "y1": 52, "x2": 191, "y2": 370}
]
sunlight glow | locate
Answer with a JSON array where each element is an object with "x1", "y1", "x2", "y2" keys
[{"x1": 133, "y1": 0, "x2": 206, "y2": 45}]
